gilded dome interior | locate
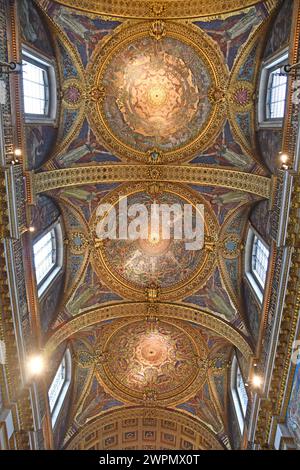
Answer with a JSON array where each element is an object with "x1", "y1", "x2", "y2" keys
[{"x1": 1, "y1": 0, "x2": 299, "y2": 455}]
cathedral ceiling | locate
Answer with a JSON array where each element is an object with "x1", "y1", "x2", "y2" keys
[
  {"x1": 55, "y1": 318, "x2": 235, "y2": 449},
  {"x1": 20, "y1": 0, "x2": 283, "y2": 449}
]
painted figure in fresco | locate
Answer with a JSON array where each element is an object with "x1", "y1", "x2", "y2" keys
[
  {"x1": 31, "y1": 195, "x2": 59, "y2": 233},
  {"x1": 223, "y1": 8, "x2": 264, "y2": 41},
  {"x1": 213, "y1": 191, "x2": 250, "y2": 206},
  {"x1": 265, "y1": 0, "x2": 293, "y2": 57},
  {"x1": 19, "y1": 0, "x2": 52, "y2": 54},
  {"x1": 75, "y1": 381, "x2": 115, "y2": 427},
  {"x1": 26, "y1": 128, "x2": 44, "y2": 169},
  {"x1": 75, "y1": 373, "x2": 125, "y2": 429},
  {"x1": 60, "y1": 188, "x2": 98, "y2": 203},
  {"x1": 216, "y1": 144, "x2": 251, "y2": 169},
  {"x1": 57, "y1": 144, "x2": 95, "y2": 166},
  {"x1": 19, "y1": 0, "x2": 38, "y2": 42},
  {"x1": 186, "y1": 268, "x2": 237, "y2": 322},
  {"x1": 179, "y1": 386, "x2": 223, "y2": 433},
  {"x1": 56, "y1": 10, "x2": 91, "y2": 40}
]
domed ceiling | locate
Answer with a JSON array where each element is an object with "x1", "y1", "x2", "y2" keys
[
  {"x1": 26, "y1": 0, "x2": 281, "y2": 450},
  {"x1": 91, "y1": 183, "x2": 218, "y2": 300},
  {"x1": 87, "y1": 21, "x2": 227, "y2": 162},
  {"x1": 93, "y1": 319, "x2": 207, "y2": 405}
]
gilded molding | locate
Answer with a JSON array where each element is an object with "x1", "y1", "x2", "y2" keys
[
  {"x1": 59, "y1": 198, "x2": 92, "y2": 305},
  {"x1": 32, "y1": 165, "x2": 271, "y2": 198},
  {"x1": 217, "y1": 203, "x2": 252, "y2": 313},
  {"x1": 227, "y1": 19, "x2": 271, "y2": 166},
  {"x1": 254, "y1": 0, "x2": 300, "y2": 447},
  {"x1": 33, "y1": 3, "x2": 87, "y2": 168},
  {"x1": 44, "y1": 302, "x2": 253, "y2": 359},
  {"x1": 86, "y1": 20, "x2": 228, "y2": 164},
  {"x1": 90, "y1": 182, "x2": 219, "y2": 302},
  {"x1": 91, "y1": 318, "x2": 214, "y2": 406},
  {"x1": 42, "y1": 0, "x2": 277, "y2": 20}
]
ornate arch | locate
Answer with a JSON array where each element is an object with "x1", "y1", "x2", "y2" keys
[
  {"x1": 44, "y1": 302, "x2": 253, "y2": 359},
  {"x1": 31, "y1": 165, "x2": 271, "y2": 199},
  {"x1": 65, "y1": 406, "x2": 226, "y2": 450},
  {"x1": 39, "y1": 0, "x2": 278, "y2": 21}
]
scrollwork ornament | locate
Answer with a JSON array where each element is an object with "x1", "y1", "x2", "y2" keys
[
  {"x1": 149, "y1": 20, "x2": 166, "y2": 40},
  {"x1": 149, "y1": 3, "x2": 166, "y2": 17},
  {"x1": 208, "y1": 86, "x2": 227, "y2": 104},
  {"x1": 86, "y1": 85, "x2": 105, "y2": 104},
  {"x1": 219, "y1": 234, "x2": 242, "y2": 259},
  {"x1": 229, "y1": 81, "x2": 255, "y2": 112},
  {"x1": 148, "y1": 167, "x2": 162, "y2": 180},
  {"x1": 70, "y1": 231, "x2": 89, "y2": 255},
  {"x1": 62, "y1": 79, "x2": 84, "y2": 109}
]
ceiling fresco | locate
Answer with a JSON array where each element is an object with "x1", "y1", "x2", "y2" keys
[
  {"x1": 60, "y1": 319, "x2": 233, "y2": 448},
  {"x1": 91, "y1": 183, "x2": 218, "y2": 301},
  {"x1": 30, "y1": 0, "x2": 276, "y2": 172},
  {"x1": 86, "y1": 21, "x2": 228, "y2": 163},
  {"x1": 19, "y1": 0, "x2": 284, "y2": 450}
]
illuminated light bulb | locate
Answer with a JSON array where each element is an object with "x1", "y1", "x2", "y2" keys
[
  {"x1": 280, "y1": 153, "x2": 289, "y2": 164},
  {"x1": 27, "y1": 355, "x2": 44, "y2": 376},
  {"x1": 252, "y1": 375, "x2": 263, "y2": 388},
  {"x1": 28, "y1": 226, "x2": 35, "y2": 233},
  {"x1": 14, "y1": 148, "x2": 22, "y2": 157},
  {"x1": 280, "y1": 153, "x2": 289, "y2": 170}
]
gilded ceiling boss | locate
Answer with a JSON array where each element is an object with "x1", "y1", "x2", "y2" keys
[{"x1": 0, "y1": 0, "x2": 299, "y2": 459}]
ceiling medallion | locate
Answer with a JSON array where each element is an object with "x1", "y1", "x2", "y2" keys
[
  {"x1": 91, "y1": 182, "x2": 219, "y2": 301},
  {"x1": 69, "y1": 231, "x2": 89, "y2": 254},
  {"x1": 229, "y1": 81, "x2": 255, "y2": 112},
  {"x1": 94, "y1": 319, "x2": 208, "y2": 406},
  {"x1": 62, "y1": 79, "x2": 84, "y2": 108},
  {"x1": 87, "y1": 21, "x2": 228, "y2": 163},
  {"x1": 220, "y1": 234, "x2": 243, "y2": 259}
]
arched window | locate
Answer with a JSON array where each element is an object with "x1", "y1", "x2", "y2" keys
[
  {"x1": 33, "y1": 221, "x2": 63, "y2": 297},
  {"x1": 231, "y1": 356, "x2": 248, "y2": 434},
  {"x1": 258, "y1": 50, "x2": 288, "y2": 128},
  {"x1": 245, "y1": 227, "x2": 270, "y2": 303},
  {"x1": 48, "y1": 349, "x2": 71, "y2": 427},
  {"x1": 22, "y1": 47, "x2": 57, "y2": 124}
]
